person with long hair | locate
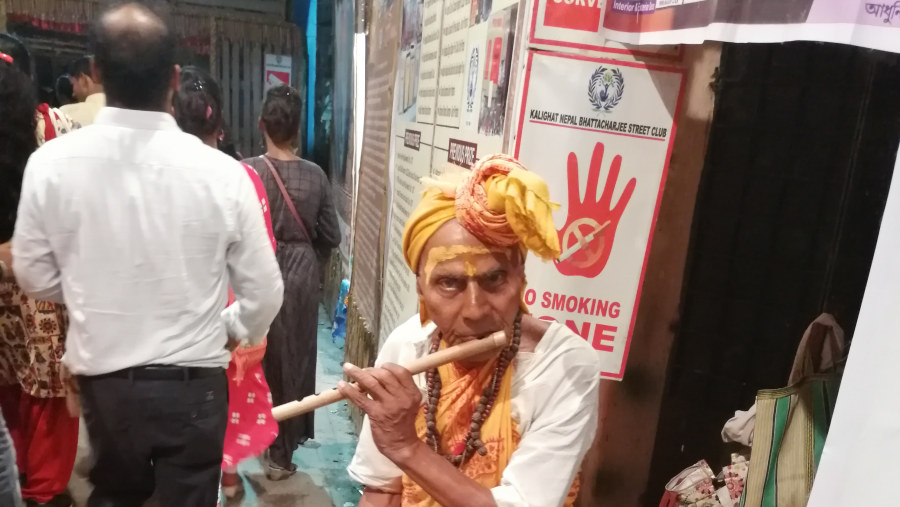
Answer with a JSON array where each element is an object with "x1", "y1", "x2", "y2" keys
[
  {"x1": 0, "y1": 37, "x2": 30, "y2": 507},
  {"x1": 173, "y1": 66, "x2": 279, "y2": 501},
  {"x1": 0, "y1": 33, "x2": 78, "y2": 507},
  {"x1": 243, "y1": 85, "x2": 340, "y2": 479}
]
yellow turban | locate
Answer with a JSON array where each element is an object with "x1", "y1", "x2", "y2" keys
[
  {"x1": 402, "y1": 186, "x2": 459, "y2": 274},
  {"x1": 402, "y1": 153, "x2": 561, "y2": 281}
]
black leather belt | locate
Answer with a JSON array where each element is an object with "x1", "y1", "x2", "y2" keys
[{"x1": 94, "y1": 365, "x2": 224, "y2": 381}]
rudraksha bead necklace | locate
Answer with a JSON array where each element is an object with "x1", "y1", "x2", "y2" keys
[{"x1": 424, "y1": 312, "x2": 521, "y2": 468}]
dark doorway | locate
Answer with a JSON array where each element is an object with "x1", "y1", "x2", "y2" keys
[
  {"x1": 645, "y1": 41, "x2": 900, "y2": 504},
  {"x1": 7, "y1": 23, "x2": 89, "y2": 107}
]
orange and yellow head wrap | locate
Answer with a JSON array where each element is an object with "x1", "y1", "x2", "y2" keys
[{"x1": 402, "y1": 154, "x2": 561, "y2": 322}]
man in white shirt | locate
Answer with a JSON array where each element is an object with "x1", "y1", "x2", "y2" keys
[
  {"x1": 11, "y1": 3, "x2": 284, "y2": 506},
  {"x1": 60, "y1": 55, "x2": 105, "y2": 127}
]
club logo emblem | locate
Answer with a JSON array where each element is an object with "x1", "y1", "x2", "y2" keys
[{"x1": 588, "y1": 66, "x2": 624, "y2": 113}]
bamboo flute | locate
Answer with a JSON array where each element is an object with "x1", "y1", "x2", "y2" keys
[{"x1": 272, "y1": 331, "x2": 508, "y2": 422}]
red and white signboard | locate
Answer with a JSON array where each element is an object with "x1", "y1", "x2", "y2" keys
[
  {"x1": 529, "y1": 0, "x2": 681, "y2": 59},
  {"x1": 514, "y1": 51, "x2": 684, "y2": 379},
  {"x1": 264, "y1": 54, "x2": 292, "y2": 91}
]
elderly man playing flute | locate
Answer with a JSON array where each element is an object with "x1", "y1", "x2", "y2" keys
[{"x1": 340, "y1": 155, "x2": 602, "y2": 507}]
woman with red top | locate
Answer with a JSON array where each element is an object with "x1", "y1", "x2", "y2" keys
[{"x1": 173, "y1": 66, "x2": 279, "y2": 501}]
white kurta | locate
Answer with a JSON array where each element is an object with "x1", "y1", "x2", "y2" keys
[
  {"x1": 60, "y1": 93, "x2": 106, "y2": 128},
  {"x1": 348, "y1": 315, "x2": 602, "y2": 507}
]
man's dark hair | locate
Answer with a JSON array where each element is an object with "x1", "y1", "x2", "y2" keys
[
  {"x1": 261, "y1": 85, "x2": 303, "y2": 145},
  {"x1": 69, "y1": 56, "x2": 92, "y2": 78},
  {"x1": 91, "y1": 2, "x2": 175, "y2": 110},
  {"x1": 56, "y1": 74, "x2": 74, "y2": 105}
]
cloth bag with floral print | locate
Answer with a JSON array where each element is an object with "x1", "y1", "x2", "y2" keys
[{"x1": 659, "y1": 460, "x2": 723, "y2": 507}]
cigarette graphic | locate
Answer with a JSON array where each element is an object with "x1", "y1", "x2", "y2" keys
[{"x1": 556, "y1": 220, "x2": 612, "y2": 263}]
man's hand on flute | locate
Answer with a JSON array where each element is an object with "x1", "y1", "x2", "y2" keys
[
  {"x1": 341, "y1": 360, "x2": 499, "y2": 507},
  {"x1": 338, "y1": 363, "x2": 422, "y2": 464}
]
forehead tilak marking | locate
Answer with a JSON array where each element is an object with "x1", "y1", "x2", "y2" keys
[{"x1": 423, "y1": 245, "x2": 497, "y2": 283}]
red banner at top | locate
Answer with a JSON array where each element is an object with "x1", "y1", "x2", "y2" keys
[{"x1": 543, "y1": 0, "x2": 604, "y2": 32}]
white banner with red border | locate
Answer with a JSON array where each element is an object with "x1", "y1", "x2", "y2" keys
[{"x1": 529, "y1": 0, "x2": 900, "y2": 56}]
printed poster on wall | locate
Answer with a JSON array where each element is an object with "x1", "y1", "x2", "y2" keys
[
  {"x1": 514, "y1": 51, "x2": 684, "y2": 379},
  {"x1": 529, "y1": 0, "x2": 900, "y2": 55},
  {"x1": 431, "y1": 0, "x2": 521, "y2": 178},
  {"x1": 602, "y1": 0, "x2": 900, "y2": 54},
  {"x1": 380, "y1": 0, "x2": 434, "y2": 346},
  {"x1": 378, "y1": 0, "x2": 524, "y2": 344}
]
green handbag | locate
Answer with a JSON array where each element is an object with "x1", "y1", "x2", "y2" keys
[
  {"x1": 740, "y1": 374, "x2": 841, "y2": 507},
  {"x1": 740, "y1": 315, "x2": 845, "y2": 507}
]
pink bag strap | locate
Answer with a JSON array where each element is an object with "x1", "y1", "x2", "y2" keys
[{"x1": 260, "y1": 155, "x2": 311, "y2": 243}]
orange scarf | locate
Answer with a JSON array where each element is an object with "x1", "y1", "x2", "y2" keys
[{"x1": 401, "y1": 352, "x2": 580, "y2": 506}]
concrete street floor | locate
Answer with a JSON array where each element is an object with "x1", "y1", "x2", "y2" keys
[{"x1": 68, "y1": 306, "x2": 362, "y2": 507}]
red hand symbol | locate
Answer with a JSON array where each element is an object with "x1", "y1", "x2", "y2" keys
[{"x1": 555, "y1": 142, "x2": 636, "y2": 278}]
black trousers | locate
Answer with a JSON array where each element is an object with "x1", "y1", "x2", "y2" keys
[{"x1": 78, "y1": 367, "x2": 227, "y2": 507}]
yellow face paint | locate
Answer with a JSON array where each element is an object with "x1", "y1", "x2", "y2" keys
[
  {"x1": 423, "y1": 245, "x2": 492, "y2": 283},
  {"x1": 464, "y1": 260, "x2": 478, "y2": 278}
]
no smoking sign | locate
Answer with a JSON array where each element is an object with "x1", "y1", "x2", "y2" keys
[{"x1": 556, "y1": 217, "x2": 611, "y2": 270}]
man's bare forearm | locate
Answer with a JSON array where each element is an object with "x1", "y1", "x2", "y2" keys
[{"x1": 390, "y1": 441, "x2": 496, "y2": 507}]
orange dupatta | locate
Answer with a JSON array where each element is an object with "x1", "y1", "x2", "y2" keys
[{"x1": 400, "y1": 348, "x2": 579, "y2": 506}]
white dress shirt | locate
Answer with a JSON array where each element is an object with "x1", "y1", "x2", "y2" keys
[
  {"x1": 12, "y1": 107, "x2": 284, "y2": 376},
  {"x1": 348, "y1": 315, "x2": 601, "y2": 507}
]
